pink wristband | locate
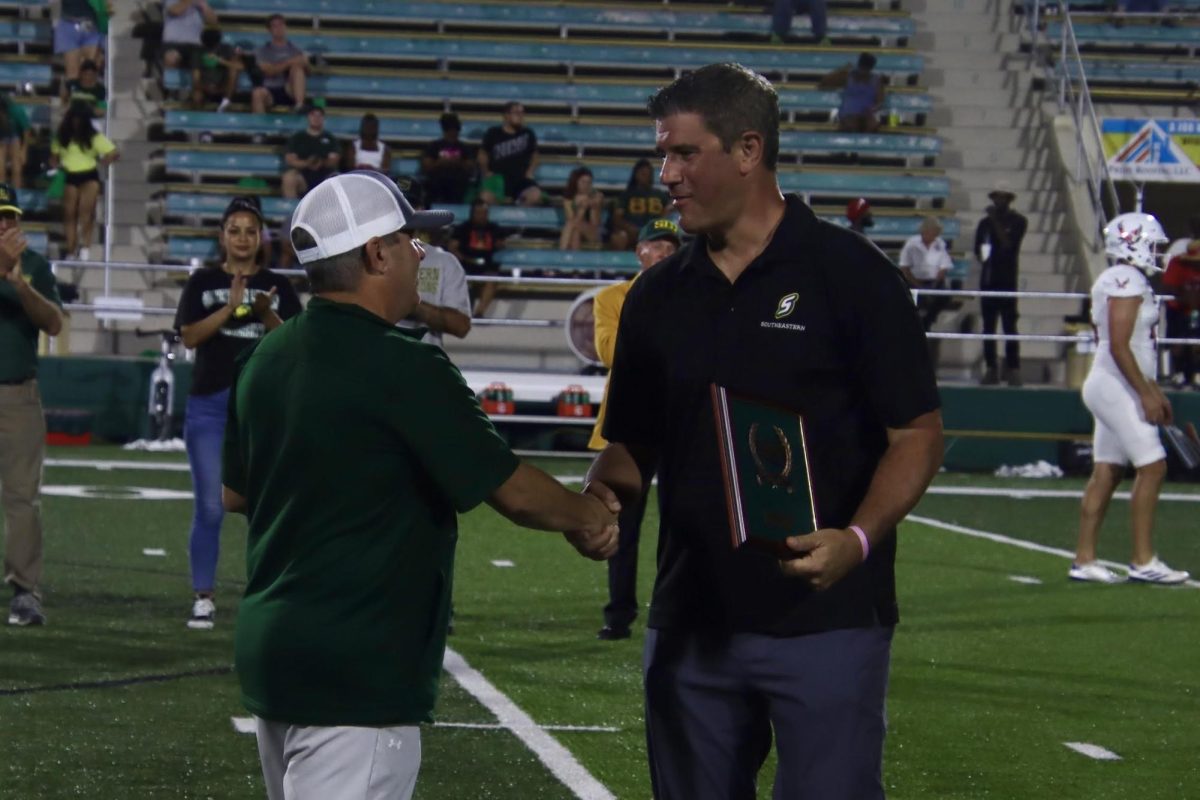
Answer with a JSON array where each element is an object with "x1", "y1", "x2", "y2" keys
[{"x1": 850, "y1": 525, "x2": 869, "y2": 561}]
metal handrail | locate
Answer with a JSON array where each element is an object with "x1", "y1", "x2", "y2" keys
[
  {"x1": 1049, "y1": 3, "x2": 1122, "y2": 247},
  {"x1": 103, "y1": 20, "x2": 114, "y2": 264}
]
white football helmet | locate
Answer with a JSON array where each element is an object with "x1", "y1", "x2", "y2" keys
[{"x1": 1103, "y1": 212, "x2": 1168, "y2": 271}]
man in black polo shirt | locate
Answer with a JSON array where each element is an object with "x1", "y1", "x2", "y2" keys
[
  {"x1": 222, "y1": 171, "x2": 618, "y2": 799},
  {"x1": 585, "y1": 64, "x2": 943, "y2": 799}
]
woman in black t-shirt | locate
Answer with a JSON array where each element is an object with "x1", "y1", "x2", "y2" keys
[{"x1": 173, "y1": 197, "x2": 302, "y2": 630}]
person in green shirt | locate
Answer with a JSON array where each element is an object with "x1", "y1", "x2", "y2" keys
[
  {"x1": 0, "y1": 183, "x2": 64, "y2": 627},
  {"x1": 61, "y1": 59, "x2": 107, "y2": 118},
  {"x1": 222, "y1": 171, "x2": 619, "y2": 799}
]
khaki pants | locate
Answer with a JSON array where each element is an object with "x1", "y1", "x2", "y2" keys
[{"x1": 0, "y1": 379, "x2": 45, "y2": 597}]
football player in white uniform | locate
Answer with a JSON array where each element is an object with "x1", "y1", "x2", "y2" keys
[{"x1": 1070, "y1": 212, "x2": 1190, "y2": 584}]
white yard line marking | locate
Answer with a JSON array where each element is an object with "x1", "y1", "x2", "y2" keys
[
  {"x1": 231, "y1": 717, "x2": 256, "y2": 735},
  {"x1": 41, "y1": 485, "x2": 193, "y2": 501},
  {"x1": 434, "y1": 721, "x2": 619, "y2": 733},
  {"x1": 142, "y1": 548, "x2": 167, "y2": 557},
  {"x1": 443, "y1": 647, "x2": 615, "y2": 800},
  {"x1": 908, "y1": 514, "x2": 1200, "y2": 589},
  {"x1": 45, "y1": 458, "x2": 190, "y2": 472},
  {"x1": 1007, "y1": 575, "x2": 1042, "y2": 585},
  {"x1": 1064, "y1": 742, "x2": 1121, "y2": 761},
  {"x1": 927, "y1": 486, "x2": 1200, "y2": 503},
  {"x1": 491, "y1": 560, "x2": 515, "y2": 568}
]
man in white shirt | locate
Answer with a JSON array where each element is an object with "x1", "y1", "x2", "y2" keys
[
  {"x1": 393, "y1": 178, "x2": 472, "y2": 349},
  {"x1": 898, "y1": 216, "x2": 953, "y2": 333}
]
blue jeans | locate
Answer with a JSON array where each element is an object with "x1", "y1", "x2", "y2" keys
[
  {"x1": 644, "y1": 626, "x2": 893, "y2": 799},
  {"x1": 771, "y1": 0, "x2": 828, "y2": 40},
  {"x1": 184, "y1": 389, "x2": 229, "y2": 593}
]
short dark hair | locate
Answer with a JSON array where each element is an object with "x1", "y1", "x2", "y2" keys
[
  {"x1": 857, "y1": 52, "x2": 877, "y2": 71},
  {"x1": 503, "y1": 101, "x2": 522, "y2": 114},
  {"x1": 647, "y1": 63, "x2": 780, "y2": 171},
  {"x1": 267, "y1": 13, "x2": 285, "y2": 26},
  {"x1": 80, "y1": 59, "x2": 98, "y2": 73},
  {"x1": 440, "y1": 112, "x2": 461, "y2": 132},
  {"x1": 291, "y1": 230, "x2": 403, "y2": 293}
]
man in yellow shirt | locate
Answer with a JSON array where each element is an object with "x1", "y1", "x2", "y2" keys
[{"x1": 590, "y1": 217, "x2": 680, "y2": 640}]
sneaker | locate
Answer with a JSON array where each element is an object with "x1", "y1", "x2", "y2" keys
[
  {"x1": 199, "y1": 131, "x2": 214, "y2": 143},
  {"x1": 187, "y1": 597, "x2": 216, "y2": 629},
  {"x1": 981, "y1": 366, "x2": 1000, "y2": 385},
  {"x1": 216, "y1": 97, "x2": 231, "y2": 113},
  {"x1": 1004, "y1": 367, "x2": 1023, "y2": 387},
  {"x1": 251, "y1": 133, "x2": 265, "y2": 145},
  {"x1": 1068, "y1": 562, "x2": 1121, "y2": 584},
  {"x1": 8, "y1": 591, "x2": 46, "y2": 626},
  {"x1": 77, "y1": 247, "x2": 91, "y2": 262},
  {"x1": 1127, "y1": 557, "x2": 1190, "y2": 585}
]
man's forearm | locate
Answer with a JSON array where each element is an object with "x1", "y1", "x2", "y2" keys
[
  {"x1": 849, "y1": 410, "x2": 943, "y2": 547},
  {"x1": 585, "y1": 443, "x2": 651, "y2": 510},
  {"x1": 14, "y1": 280, "x2": 62, "y2": 335}
]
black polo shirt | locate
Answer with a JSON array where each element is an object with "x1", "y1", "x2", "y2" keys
[{"x1": 604, "y1": 194, "x2": 939, "y2": 636}]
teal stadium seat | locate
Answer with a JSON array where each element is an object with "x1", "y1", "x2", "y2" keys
[
  {"x1": 1059, "y1": 57, "x2": 1200, "y2": 84},
  {"x1": 1044, "y1": 21, "x2": 1200, "y2": 50},
  {"x1": 214, "y1": 30, "x2": 925, "y2": 82},
  {"x1": 206, "y1": 1, "x2": 915, "y2": 45},
  {"x1": 163, "y1": 147, "x2": 948, "y2": 203},
  {"x1": 162, "y1": 70, "x2": 933, "y2": 122},
  {"x1": 24, "y1": 229, "x2": 48, "y2": 255},
  {"x1": 15, "y1": 188, "x2": 47, "y2": 214},
  {"x1": 0, "y1": 62, "x2": 53, "y2": 90},
  {"x1": 163, "y1": 112, "x2": 941, "y2": 164},
  {"x1": 0, "y1": 19, "x2": 51, "y2": 45}
]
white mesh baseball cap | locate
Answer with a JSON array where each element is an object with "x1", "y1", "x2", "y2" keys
[{"x1": 289, "y1": 171, "x2": 454, "y2": 265}]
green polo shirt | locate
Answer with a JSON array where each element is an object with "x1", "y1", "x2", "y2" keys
[
  {"x1": 223, "y1": 296, "x2": 518, "y2": 726},
  {"x1": 0, "y1": 249, "x2": 61, "y2": 383}
]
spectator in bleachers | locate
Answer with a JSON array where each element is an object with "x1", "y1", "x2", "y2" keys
[
  {"x1": 975, "y1": 182, "x2": 1027, "y2": 386},
  {"x1": 608, "y1": 158, "x2": 670, "y2": 251},
  {"x1": 250, "y1": 15, "x2": 309, "y2": 115},
  {"x1": 345, "y1": 113, "x2": 391, "y2": 175},
  {"x1": 846, "y1": 197, "x2": 874, "y2": 234},
  {"x1": 0, "y1": 94, "x2": 31, "y2": 189},
  {"x1": 421, "y1": 112, "x2": 476, "y2": 205},
  {"x1": 1161, "y1": 241, "x2": 1200, "y2": 389},
  {"x1": 54, "y1": 0, "x2": 104, "y2": 84},
  {"x1": 62, "y1": 59, "x2": 107, "y2": 119},
  {"x1": 282, "y1": 104, "x2": 340, "y2": 200},
  {"x1": 50, "y1": 104, "x2": 119, "y2": 261},
  {"x1": 394, "y1": 178, "x2": 472, "y2": 349},
  {"x1": 449, "y1": 198, "x2": 506, "y2": 317},
  {"x1": 769, "y1": 0, "x2": 829, "y2": 45},
  {"x1": 820, "y1": 53, "x2": 885, "y2": 134},
  {"x1": 1164, "y1": 213, "x2": 1200, "y2": 265},
  {"x1": 559, "y1": 167, "x2": 605, "y2": 250},
  {"x1": 191, "y1": 29, "x2": 241, "y2": 113},
  {"x1": 174, "y1": 195, "x2": 303, "y2": 630},
  {"x1": 479, "y1": 102, "x2": 542, "y2": 206},
  {"x1": 898, "y1": 217, "x2": 953, "y2": 368},
  {"x1": 160, "y1": 0, "x2": 219, "y2": 80}
]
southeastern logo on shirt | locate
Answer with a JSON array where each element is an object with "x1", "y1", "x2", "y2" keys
[{"x1": 761, "y1": 292, "x2": 805, "y2": 332}]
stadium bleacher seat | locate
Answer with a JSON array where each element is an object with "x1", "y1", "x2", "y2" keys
[
  {"x1": 162, "y1": 70, "x2": 933, "y2": 125},
  {"x1": 15, "y1": 188, "x2": 47, "y2": 214},
  {"x1": 0, "y1": 61, "x2": 52, "y2": 90},
  {"x1": 163, "y1": 111, "x2": 941, "y2": 166},
  {"x1": 214, "y1": 29, "x2": 925, "y2": 84},
  {"x1": 1044, "y1": 20, "x2": 1200, "y2": 52},
  {"x1": 206, "y1": 1, "x2": 915, "y2": 46},
  {"x1": 0, "y1": 18, "x2": 50, "y2": 48},
  {"x1": 161, "y1": 146, "x2": 949, "y2": 206}
]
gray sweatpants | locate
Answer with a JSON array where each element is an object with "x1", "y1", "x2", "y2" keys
[{"x1": 256, "y1": 718, "x2": 421, "y2": 800}]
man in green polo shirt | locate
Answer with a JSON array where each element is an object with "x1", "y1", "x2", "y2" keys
[
  {"x1": 222, "y1": 171, "x2": 619, "y2": 800},
  {"x1": 0, "y1": 182, "x2": 63, "y2": 627}
]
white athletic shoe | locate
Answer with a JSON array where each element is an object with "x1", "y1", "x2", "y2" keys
[
  {"x1": 1127, "y1": 557, "x2": 1190, "y2": 585},
  {"x1": 187, "y1": 597, "x2": 215, "y2": 630},
  {"x1": 1068, "y1": 562, "x2": 1121, "y2": 584}
]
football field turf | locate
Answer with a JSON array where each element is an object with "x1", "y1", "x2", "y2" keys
[{"x1": 1, "y1": 447, "x2": 1197, "y2": 799}]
